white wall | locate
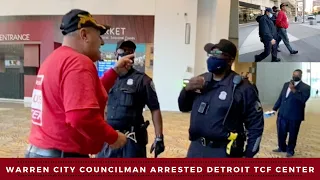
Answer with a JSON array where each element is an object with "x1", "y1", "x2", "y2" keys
[
  {"x1": 0, "y1": 0, "x2": 233, "y2": 111},
  {"x1": 256, "y1": 62, "x2": 303, "y2": 106},
  {"x1": 153, "y1": 0, "x2": 198, "y2": 111},
  {"x1": 194, "y1": 0, "x2": 231, "y2": 76},
  {"x1": 154, "y1": 0, "x2": 233, "y2": 111},
  {"x1": 0, "y1": 0, "x2": 155, "y2": 15}
]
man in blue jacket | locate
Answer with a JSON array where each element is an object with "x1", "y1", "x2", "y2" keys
[
  {"x1": 255, "y1": 8, "x2": 280, "y2": 62},
  {"x1": 271, "y1": 69, "x2": 310, "y2": 157}
]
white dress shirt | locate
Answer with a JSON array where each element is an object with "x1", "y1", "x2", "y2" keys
[{"x1": 286, "y1": 81, "x2": 300, "y2": 98}]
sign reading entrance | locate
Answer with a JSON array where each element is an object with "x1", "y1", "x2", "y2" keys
[{"x1": 0, "y1": 34, "x2": 30, "y2": 41}]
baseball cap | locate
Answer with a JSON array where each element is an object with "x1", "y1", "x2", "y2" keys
[
  {"x1": 60, "y1": 9, "x2": 110, "y2": 35},
  {"x1": 204, "y1": 39, "x2": 237, "y2": 59},
  {"x1": 265, "y1": 8, "x2": 273, "y2": 13},
  {"x1": 280, "y1": 3, "x2": 288, "y2": 8},
  {"x1": 116, "y1": 40, "x2": 137, "y2": 50}
]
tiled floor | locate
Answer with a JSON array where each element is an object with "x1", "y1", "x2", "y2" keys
[{"x1": 0, "y1": 99, "x2": 319, "y2": 158}]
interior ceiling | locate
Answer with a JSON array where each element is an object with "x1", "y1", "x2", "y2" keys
[{"x1": 0, "y1": 44, "x2": 24, "y2": 57}]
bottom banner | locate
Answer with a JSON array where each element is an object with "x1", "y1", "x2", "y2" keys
[{"x1": 0, "y1": 158, "x2": 319, "y2": 179}]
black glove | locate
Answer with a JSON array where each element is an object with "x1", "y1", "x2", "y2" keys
[{"x1": 150, "y1": 135, "x2": 165, "y2": 158}]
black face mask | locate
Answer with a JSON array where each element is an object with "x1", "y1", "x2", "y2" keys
[
  {"x1": 292, "y1": 76, "x2": 301, "y2": 82},
  {"x1": 206, "y1": 57, "x2": 230, "y2": 75}
]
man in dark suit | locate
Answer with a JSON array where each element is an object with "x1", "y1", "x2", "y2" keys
[{"x1": 271, "y1": 69, "x2": 310, "y2": 157}]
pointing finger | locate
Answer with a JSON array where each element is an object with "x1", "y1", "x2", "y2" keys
[{"x1": 122, "y1": 53, "x2": 135, "y2": 59}]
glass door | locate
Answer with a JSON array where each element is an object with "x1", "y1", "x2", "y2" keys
[{"x1": 310, "y1": 63, "x2": 320, "y2": 98}]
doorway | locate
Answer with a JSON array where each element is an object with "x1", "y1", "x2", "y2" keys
[{"x1": 0, "y1": 44, "x2": 24, "y2": 99}]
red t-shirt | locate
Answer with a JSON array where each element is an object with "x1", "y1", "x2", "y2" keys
[
  {"x1": 276, "y1": 10, "x2": 289, "y2": 29},
  {"x1": 28, "y1": 46, "x2": 118, "y2": 155}
]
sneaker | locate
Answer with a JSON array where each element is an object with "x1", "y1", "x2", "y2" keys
[
  {"x1": 271, "y1": 58, "x2": 281, "y2": 62},
  {"x1": 277, "y1": 49, "x2": 281, "y2": 52},
  {"x1": 254, "y1": 55, "x2": 260, "y2": 62},
  {"x1": 272, "y1": 148, "x2": 286, "y2": 153},
  {"x1": 286, "y1": 153, "x2": 294, "y2": 157},
  {"x1": 290, "y1": 50, "x2": 298, "y2": 55}
]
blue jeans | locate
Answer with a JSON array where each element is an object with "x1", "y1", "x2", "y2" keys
[
  {"x1": 25, "y1": 151, "x2": 89, "y2": 158},
  {"x1": 97, "y1": 139, "x2": 147, "y2": 158},
  {"x1": 277, "y1": 28, "x2": 294, "y2": 53},
  {"x1": 24, "y1": 145, "x2": 89, "y2": 158}
]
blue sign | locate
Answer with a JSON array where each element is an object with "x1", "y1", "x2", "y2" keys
[{"x1": 97, "y1": 60, "x2": 116, "y2": 77}]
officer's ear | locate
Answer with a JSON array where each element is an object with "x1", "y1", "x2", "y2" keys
[{"x1": 228, "y1": 58, "x2": 235, "y2": 66}]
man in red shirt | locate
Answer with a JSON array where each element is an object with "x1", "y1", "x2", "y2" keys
[
  {"x1": 25, "y1": 9, "x2": 132, "y2": 158},
  {"x1": 275, "y1": 3, "x2": 298, "y2": 55}
]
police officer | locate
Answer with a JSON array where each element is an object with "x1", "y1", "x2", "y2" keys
[
  {"x1": 97, "y1": 40, "x2": 165, "y2": 158},
  {"x1": 178, "y1": 39, "x2": 264, "y2": 158}
]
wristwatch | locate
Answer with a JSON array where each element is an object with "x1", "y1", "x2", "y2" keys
[{"x1": 155, "y1": 134, "x2": 164, "y2": 141}]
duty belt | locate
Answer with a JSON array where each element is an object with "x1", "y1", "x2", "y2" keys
[
  {"x1": 118, "y1": 127, "x2": 137, "y2": 143},
  {"x1": 117, "y1": 121, "x2": 150, "y2": 144},
  {"x1": 198, "y1": 137, "x2": 229, "y2": 148}
]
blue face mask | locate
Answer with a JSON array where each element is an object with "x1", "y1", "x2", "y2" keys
[
  {"x1": 268, "y1": 13, "x2": 273, "y2": 18},
  {"x1": 207, "y1": 56, "x2": 228, "y2": 74}
]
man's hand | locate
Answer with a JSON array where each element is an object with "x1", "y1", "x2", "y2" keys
[
  {"x1": 271, "y1": 39, "x2": 276, "y2": 45},
  {"x1": 113, "y1": 54, "x2": 134, "y2": 75},
  {"x1": 150, "y1": 136, "x2": 165, "y2": 158},
  {"x1": 185, "y1": 76, "x2": 205, "y2": 91},
  {"x1": 289, "y1": 81, "x2": 296, "y2": 92},
  {"x1": 109, "y1": 131, "x2": 127, "y2": 149}
]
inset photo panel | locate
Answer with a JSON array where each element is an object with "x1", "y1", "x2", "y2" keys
[
  {"x1": 239, "y1": 0, "x2": 320, "y2": 62},
  {"x1": 254, "y1": 62, "x2": 319, "y2": 157}
]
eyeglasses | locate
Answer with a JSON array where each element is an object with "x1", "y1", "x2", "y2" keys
[
  {"x1": 117, "y1": 48, "x2": 134, "y2": 54},
  {"x1": 207, "y1": 50, "x2": 233, "y2": 59}
]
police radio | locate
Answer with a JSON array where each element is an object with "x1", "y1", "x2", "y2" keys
[
  {"x1": 223, "y1": 75, "x2": 245, "y2": 158},
  {"x1": 222, "y1": 74, "x2": 242, "y2": 126}
]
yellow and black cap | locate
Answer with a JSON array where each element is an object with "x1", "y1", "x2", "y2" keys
[
  {"x1": 60, "y1": 9, "x2": 110, "y2": 35},
  {"x1": 204, "y1": 39, "x2": 237, "y2": 59}
]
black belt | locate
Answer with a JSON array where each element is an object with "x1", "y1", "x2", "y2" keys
[
  {"x1": 197, "y1": 137, "x2": 229, "y2": 148},
  {"x1": 26, "y1": 144, "x2": 89, "y2": 158}
]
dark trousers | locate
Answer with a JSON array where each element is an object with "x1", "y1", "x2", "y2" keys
[
  {"x1": 97, "y1": 139, "x2": 147, "y2": 158},
  {"x1": 186, "y1": 140, "x2": 228, "y2": 158},
  {"x1": 276, "y1": 116, "x2": 302, "y2": 155},
  {"x1": 277, "y1": 28, "x2": 294, "y2": 53},
  {"x1": 255, "y1": 39, "x2": 278, "y2": 61}
]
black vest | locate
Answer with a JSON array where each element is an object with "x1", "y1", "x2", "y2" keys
[
  {"x1": 106, "y1": 69, "x2": 145, "y2": 130},
  {"x1": 189, "y1": 72, "x2": 246, "y2": 140}
]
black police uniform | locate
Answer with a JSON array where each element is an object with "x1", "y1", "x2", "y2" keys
[
  {"x1": 178, "y1": 71, "x2": 264, "y2": 158},
  {"x1": 97, "y1": 68, "x2": 160, "y2": 158},
  {"x1": 255, "y1": 12, "x2": 278, "y2": 62}
]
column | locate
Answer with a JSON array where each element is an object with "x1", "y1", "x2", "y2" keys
[
  {"x1": 194, "y1": 0, "x2": 231, "y2": 76},
  {"x1": 153, "y1": 0, "x2": 198, "y2": 111}
]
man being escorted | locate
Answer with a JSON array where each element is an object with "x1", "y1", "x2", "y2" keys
[
  {"x1": 275, "y1": 3, "x2": 298, "y2": 54},
  {"x1": 255, "y1": 8, "x2": 280, "y2": 62},
  {"x1": 178, "y1": 39, "x2": 264, "y2": 158},
  {"x1": 97, "y1": 40, "x2": 165, "y2": 158},
  {"x1": 271, "y1": 69, "x2": 310, "y2": 157},
  {"x1": 25, "y1": 9, "x2": 132, "y2": 158}
]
